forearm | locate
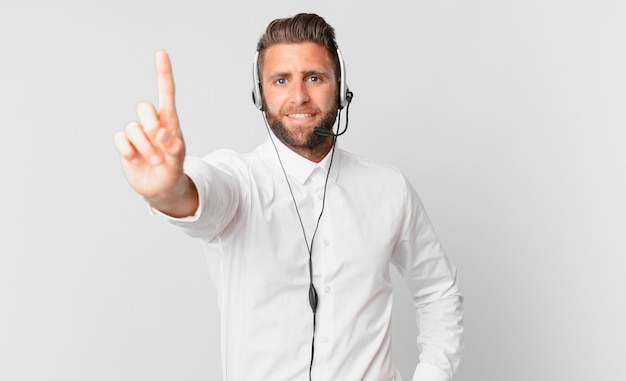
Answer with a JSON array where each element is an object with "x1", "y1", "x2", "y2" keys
[{"x1": 413, "y1": 291, "x2": 464, "y2": 381}]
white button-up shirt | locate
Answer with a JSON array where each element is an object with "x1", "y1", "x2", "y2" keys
[{"x1": 163, "y1": 136, "x2": 463, "y2": 381}]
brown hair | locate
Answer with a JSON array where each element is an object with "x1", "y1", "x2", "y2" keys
[{"x1": 256, "y1": 13, "x2": 340, "y2": 78}]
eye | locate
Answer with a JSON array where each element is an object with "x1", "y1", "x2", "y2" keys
[
  {"x1": 275, "y1": 78, "x2": 287, "y2": 85},
  {"x1": 308, "y1": 76, "x2": 321, "y2": 83}
]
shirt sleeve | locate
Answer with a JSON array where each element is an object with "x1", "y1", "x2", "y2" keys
[
  {"x1": 151, "y1": 153, "x2": 243, "y2": 243},
  {"x1": 390, "y1": 175, "x2": 464, "y2": 381}
]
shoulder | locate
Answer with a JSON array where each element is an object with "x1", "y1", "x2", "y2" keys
[
  {"x1": 185, "y1": 144, "x2": 265, "y2": 175},
  {"x1": 338, "y1": 149, "x2": 409, "y2": 187},
  {"x1": 336, "y1": 149, "x2": 420, "y2": 211},
  {"x1": 184, "y1": 143, "x2": 280, "y2": 189}
]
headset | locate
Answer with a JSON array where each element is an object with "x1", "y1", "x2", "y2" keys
[{"x1": 251, "y1": 48, "x2": 352, "y2": 112}]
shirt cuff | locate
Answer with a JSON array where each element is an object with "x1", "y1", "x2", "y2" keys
[{"x1": 412, "y1": 362, "x2": 450, "y2": 381}]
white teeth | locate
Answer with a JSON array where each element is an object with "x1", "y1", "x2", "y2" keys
[{"x1": 288, "y1": 113, "x2": 313, "y2": 119}]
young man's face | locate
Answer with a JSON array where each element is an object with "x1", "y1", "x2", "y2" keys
[{"x1": 261, "y1": 42, "x2": 339, "y2": 157}]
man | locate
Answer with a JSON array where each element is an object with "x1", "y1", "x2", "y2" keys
[{"x1": 114, "y1": 13, "x2": 463, "y2": 381}]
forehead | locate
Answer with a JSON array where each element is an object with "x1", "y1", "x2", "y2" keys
[{"x1": 262, "y1": 42, "x2": 334, "y2": 74}]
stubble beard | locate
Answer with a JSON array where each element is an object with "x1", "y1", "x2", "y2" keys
[{"x1": 266, "y1": 106, "x2": 338, "y2": 151}]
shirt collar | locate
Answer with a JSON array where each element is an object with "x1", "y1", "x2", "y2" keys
[{"x1": 263, "y1": 132, "x2": 340, "y2": 184}]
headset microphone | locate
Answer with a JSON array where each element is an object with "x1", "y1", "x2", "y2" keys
[
  {"x1": 314, "y1": 126, "x2": 346, "y2": 137},
  {"x1": 314, "y1": 90, "x2": 353, "y2": 137},
  {"x1": 313, "y1": 128, "x2": 340, "y2": 137}
]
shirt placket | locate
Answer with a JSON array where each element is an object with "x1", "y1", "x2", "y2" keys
[{"x1": 308, "y1": 168, "x2": 335, "y2": 374}]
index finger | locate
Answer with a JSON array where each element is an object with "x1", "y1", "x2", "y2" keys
[{"x1": 155, "y1": 50, "x2": 176, "y2": 114}]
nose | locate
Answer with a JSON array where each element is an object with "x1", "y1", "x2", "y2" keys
[{"x1": 290, "y1": 80, "x2": 310, "y2": 105}]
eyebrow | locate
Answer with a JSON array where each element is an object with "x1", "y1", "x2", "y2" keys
[
  {"x1": 302, "y1": 69, "x2": 330, "y2": 77},
  {"x1": 266, "y1": 69, "x2": 331, "y2": 81}
]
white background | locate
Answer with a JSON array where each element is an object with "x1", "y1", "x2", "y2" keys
[{"x1": 1, "y1": 0, "x2": 625, "y2": 380}]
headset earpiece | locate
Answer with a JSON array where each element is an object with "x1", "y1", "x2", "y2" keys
[
  {"x1": 336, "y1": 48, "x2": 351, "y2": 110},
  {"x1": 252, "y1": 51, "x2": 264, "y2": 111}
]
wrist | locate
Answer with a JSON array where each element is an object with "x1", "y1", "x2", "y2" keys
[{"x1": 146, "y1": 175, "x2": 198, "y2": 218}]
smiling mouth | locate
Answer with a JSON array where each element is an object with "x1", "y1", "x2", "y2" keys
[{"x1": 287, "y1": 113, "x2": 315, "y2": 119}]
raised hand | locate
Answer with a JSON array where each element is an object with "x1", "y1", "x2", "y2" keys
[{"x1": 114, "y1": 50, "x2": 198, "y2": 217}]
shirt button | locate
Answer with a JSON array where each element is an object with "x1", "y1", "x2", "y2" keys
[
  {"x1": 322, "y1": 336, "x2": 329, "y2": 343},
  {"x1": 318, "y1": 193, "x2": 324, "y2": 200},
  {"x1": 324, "y1": 286, "x2": 331, "y2": 293},
  {"x1": 324, "y1": 239, "x2": 330, "y2": 246}
]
